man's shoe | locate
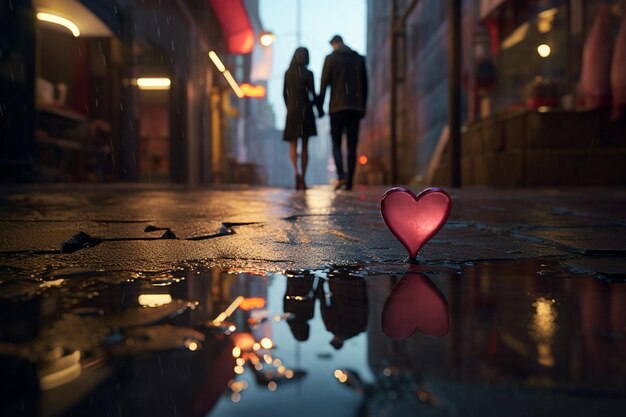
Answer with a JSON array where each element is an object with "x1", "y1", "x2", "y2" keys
[{"x1": 334, "y1": 179, "x2": 347, "y2": 191}]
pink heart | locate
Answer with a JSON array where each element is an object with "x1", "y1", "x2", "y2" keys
[
  {"x1": 380, "y1": 187, "x2": 451, "y2": 259},
  {"x1": 381, "y1": 273, "x2": 450, "y2": 338}
]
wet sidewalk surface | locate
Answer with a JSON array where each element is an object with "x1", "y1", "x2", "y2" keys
[{"x1": 0, "y1": 184, "x2": 625, "y2": 416}]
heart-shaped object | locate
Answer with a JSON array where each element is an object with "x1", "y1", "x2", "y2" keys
[
  {"x1": 381, "y1": 272, "x2": 450, "y2": 339},
  {"x1": 381, "y1": 187, "x2": 451, "y2": 259}
]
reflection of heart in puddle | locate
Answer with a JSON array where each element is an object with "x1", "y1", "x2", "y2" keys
[
  {"x1": 381, "y1": 187, "x2": 451, "y2": 260},
  {"x1": 381, "y1": 273, "x2": 450, "y2": 339}
]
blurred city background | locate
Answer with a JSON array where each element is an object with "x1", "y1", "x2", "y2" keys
[
  {"x1": 1, "y1": 0, "x2": 626, "y2": 187},
  {"x1": 1, "y1": 3, "x2": 626, "y2": 416}
]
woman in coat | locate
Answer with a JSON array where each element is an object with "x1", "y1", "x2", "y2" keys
[{"x1": 283, "y1": 47, "x2": 324, "y2": 190}]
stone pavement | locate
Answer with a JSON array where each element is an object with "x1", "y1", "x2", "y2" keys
[
  {"x1": 1, "y1": 184, "x2": 625, "y2": 417},
  {"x1": 1, "y1": 184, "x2": 625, "y2": 279}
]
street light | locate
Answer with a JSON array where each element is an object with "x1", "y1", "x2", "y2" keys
[
  {"x1": 537, "y1": 44, "x2": 551, "y2": 58},
  {"x1": 259, "y1": 32, "x2": 276, "y2": 47}
]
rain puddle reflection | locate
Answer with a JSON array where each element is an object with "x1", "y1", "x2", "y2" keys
[{"x1": 1, "y1": 261, "x2": 625, "y2": 416}]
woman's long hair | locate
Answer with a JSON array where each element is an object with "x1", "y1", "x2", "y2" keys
[{"x1": 289, "y1": 47, "x2": 309, "y2": 68}]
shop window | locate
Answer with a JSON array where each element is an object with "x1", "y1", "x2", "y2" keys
[
  {"x1": 489, "y1": 0, "x2": 569, "y2": 113},
  {"x1": 482, "y1": 0, "x2": 626, "y2": 116}
]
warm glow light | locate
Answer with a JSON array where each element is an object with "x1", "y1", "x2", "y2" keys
[
  {"x1": 260, "y1": 337, "x2": 273, "y2": 349},
  {"x1": 186, "y1": 340, "x2": 199, "y2": 351},
  {"x1": 537, "y1": 44, "x2": 551, "y2": 58},
  {"x1": 267, "y1": 381, "x2": 277, "y2": 391},
  {"x1": 36, "y1": 12, "x2": 80, "y2": 37},
  {"x1": 240, "y1": 83, "x2": 267, "y2": 98},
  {"x1": 138, "y1": 293, "x2": 172, "y2": 306},
  {"x1": 223, "y1": 70, "x2": 245, "y2": 98},
  {"x1": 228, "y1": 324, "x2": 237, "y2": 332},
  {"x1": 259, "y1": 32, "x2": 276, "y2": 47},
  {"x1": 502, "y1": 22, "x2": 529, "y2": 50},
  {"x1": 232, "y1": 347, "x2": 242, "y2": 358},
  {"x1": 537, "y1": 106, "x2": 551, "y2": 113},
  {"x1": 38, "y1": 350, "x2": 82, "y2": 390},
  {"x1": 234, "y1": 365, "x2": 245, "y2": 375},
  {"x1": 230, "y1": 380, "x2": 248, "y2": 392},
  {"x1": 236, "y1": 358, "x2": 245, "y2": 366},
  {"x1": 208, "y1": 51, "x2": 245, "y2": 99},
  {"x1": 537, "y1": 8, "x2": 558, "y2": 33},
  {"x1": 40, "y1": 278, "x2": 64, "y2": 288},
  {"x1": 531, "y1": 297, "x2": 557, "y2": 366},
  {"x1": 214, "y1": 296, "x2": 244, "y2": 323},
  {"x1": 136, "y1": 78, "x2": 171, "y2": 90},
  {"x1": 537, "y1": 342, "x2": 555, "y2": 367},
  {"x1": 334, "y1": 369, "x2": 348, "y2": 383},
  {"x1": 532, "y1": 297, "x2": 557, "y2": 340},
  {"x1": 358, "y1": 155, "x2": 368, "y2": 166},
  {"x1": 208, "y1": 51, "x2": 226, "y2": 72},
  {"x1": 239, "y1": 297, "x2": 266, "y2": 311},
  {"x1": 233, "y1": 332, "x2": 255, "y2": 351}
]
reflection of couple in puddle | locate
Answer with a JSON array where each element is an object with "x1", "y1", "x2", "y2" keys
[
  {"x1": 283, "y1": 265, "x2": 451, "y2": 349},
  {"x1": 283, "y1": 267, "x2": 368, "y2": 349},
  {"x1": 281, "y1": 266, "x2": 452, "y2": 416}
]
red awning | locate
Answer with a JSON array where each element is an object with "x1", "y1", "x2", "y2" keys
[{"x1": 208, "y1": 0, "x2": 254, "y2": 54}]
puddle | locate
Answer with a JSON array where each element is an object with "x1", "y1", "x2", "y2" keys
[{"x1": 0, "y1": 261, "x2": 625, "y2": 417}]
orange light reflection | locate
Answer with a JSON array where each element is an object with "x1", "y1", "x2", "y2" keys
[{"x1": 239, "y1": 297, "x2": 266, "y2": 311}]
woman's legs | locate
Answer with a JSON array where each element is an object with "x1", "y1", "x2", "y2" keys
[
  {"x1": 300, "y1": 137, "x2": 309, "y2": 179},
  {"x1": 289, "y1": 140, "x2": 299, "y2": 175},
  {"x1": 289, "y1": 137, "x2": 309, "y2": 190},
  {"x1": 289, "y1": 140, "x2": 301, "y2": 189}
]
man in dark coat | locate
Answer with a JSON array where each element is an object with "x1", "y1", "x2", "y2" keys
[{"x1": 319, "y1": 35, "x2": 368, "y2": 191}]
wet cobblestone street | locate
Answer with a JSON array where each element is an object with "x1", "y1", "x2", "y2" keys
[{"x1": 1, "y1": 184, "x2": 625, "y2": 416}]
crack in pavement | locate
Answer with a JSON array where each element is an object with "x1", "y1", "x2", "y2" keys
[
  {"x1": 0, "y1": 222, "x2": 264, "y2": 256},
  {"x1": 282, "y1": 213, "x2": 365, "y2": 222}
]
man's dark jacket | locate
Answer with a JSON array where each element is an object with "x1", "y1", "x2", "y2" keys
[{"x1": 319, "y1": 46, "x2": 368, "y2": 116}]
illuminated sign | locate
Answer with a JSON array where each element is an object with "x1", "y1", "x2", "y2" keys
[
  {"x1": 239, "y1": 297, "x2": 266, "y2": 310},
  {"x1": 240, "y1": 83, "x2": 267, "y2": 98}
]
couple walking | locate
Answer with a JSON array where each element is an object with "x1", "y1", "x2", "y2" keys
[{"x1": 283, "y1": 35, "x2": 368, "y2": 191}]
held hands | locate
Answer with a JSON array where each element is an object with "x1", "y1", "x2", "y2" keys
[{"x1": 314, "y1": 97, "x2": 325, "y2": 118}]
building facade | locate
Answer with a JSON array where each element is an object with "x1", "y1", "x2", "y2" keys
[
  {"x1": 362, "y1": 0, "x2": 626, "y2": 186},
  {"x1": 0, "y1": 0, "x2": 276, "y2": 184}
]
